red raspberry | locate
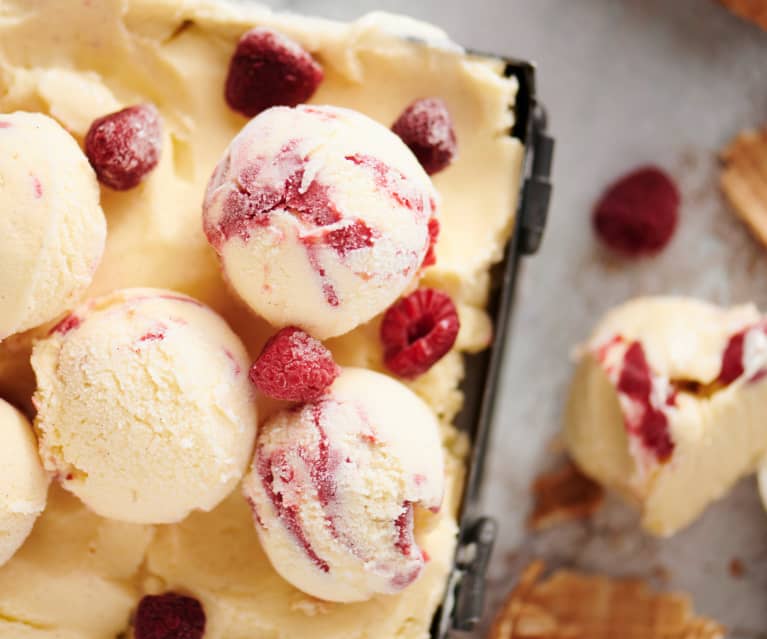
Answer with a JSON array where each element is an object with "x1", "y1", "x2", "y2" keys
[
  {"x1": 225, "y1": 28, "x2": 323, "y2": 118},
  {"x1": 249, "y1": 327, "x2": 340, "y2": 402},
  {"x1": 84, "y1": 104, "x2": 162, "y2": 190},
  {"x1": 392, "y1": 98, "x2": 457, "y2": 175},
  {"x1": 593, "y1": 166, "x2": 680, "y2": 256},
  {"x1": 381, "y1": 288, "x2": 460, "y2": 379},
  {"x1": 134, "y1": 593, "x2": 205, "y2": 639}
]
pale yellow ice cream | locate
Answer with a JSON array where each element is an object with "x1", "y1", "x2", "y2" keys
[
  {"x1": 566, "y1": 297, "x2": 767, "y2": 536},
  {"x1": 242, "y1": 368, "x2": 444, "y2": 603},
  {"x1": 0, "y1": 112, "x2": 106, "y2": 340},
  {"x1": 204, "y1": 104, "x2": 438, "y2": 340},
  {"x1": 0, "y1": 399, "x2": 47, "y2": 567},
  {"x1": 0, "y1": 1, "x2": 523, "y2": 637},
  {"x1": 32, "y1": 288, "x2": 257, "y2": 524}
]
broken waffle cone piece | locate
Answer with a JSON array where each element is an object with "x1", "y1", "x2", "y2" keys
[
  {"x1": 490, "y1": 562, "x2": 725, "y2": 639},
  {"x1": 721, "y1": 125, "x2": 767, "y2": 246},
  {"x1": 718, "y1": 0, "x2": 767, "y2": 30},
  {"x1": 528, "y1": 461, "x2": 604, "y2": 531}
]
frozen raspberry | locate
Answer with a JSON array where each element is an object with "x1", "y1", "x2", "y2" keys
[
  {"x1": 381, "y1": 288, "x2": 459, "y2": 379},
  {"x1": 85, "y1": 104, "x2": 162, "y2": 191},
  {"x1": 392, "y1": 98, "x2": 457, "y2": 175},
  {"x1": 133, "y1": 592, "x2": 205, "y2": 639},
  {"x1": 593, "y1": 166, "x2": 680, "y2": 256},
  {"x1": 225, "y1": 27, "x2": 323, "y2": 117},
  {"x1": 249, "y1": 327, "x2": 340, "y2": 402}
]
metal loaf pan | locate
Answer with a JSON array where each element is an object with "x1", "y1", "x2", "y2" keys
[{"x1": 431, "y1": 55, "x2": 554, "y2": 637}]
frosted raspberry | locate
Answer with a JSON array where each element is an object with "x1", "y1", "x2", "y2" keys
[
  {"x1": 381, "y1": 288, "x2": 459, "y2": 379},
  {"x1": 134, "y1": 593, "x2": 205, "y2": 639},
  {"x1": 84, "y1": 104, "x2": 162, "y2": 190},
  {"x1": 593, "y1": 166, "x2": 680, "y2": 256},
  {"x1": 249, "y1": 327, "x2": 340, "y2": 402},
  {"x1": 392, "y1": 98, "x2": 457, "y2": 175},
  {"x1": 225, "y1": 27, "x2": 323, "y2": 117}
]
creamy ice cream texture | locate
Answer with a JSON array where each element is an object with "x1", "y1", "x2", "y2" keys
[
  {"x1": 0, "y1": 112, "x2": 106, "y2": 340},
  {"x1": 32, "y1": 288, "x2": 257, "y2": 524},
  {"x1": 0, "y1": 0, "x2": 523, "y2": 636},
  {"x1": 566, "y1": 296, "x2": 767, "y2": 536},
  {"x1": 243, "y1": 368, "x2": 444, "y2": 603},
  {"x1": 0, "y1": 399, "x2": 47, "y2": 567},
  {"x1": 204, "y1": 104, "x2": 438, "y2": 340}
]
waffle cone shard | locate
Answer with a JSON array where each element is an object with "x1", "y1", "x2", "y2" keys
[
  {"x1": 719, "y1": 0, "x2": 767, "y2": 30},
  {"x1": 528, "y1": 461, "x2": 604, "y2": 531},
  {"x1": 721, "y1": 125, "x2": 767, "y2": 246},
  {"x1": 490, "y1": 562, "x2": 725, "y2": 639}
]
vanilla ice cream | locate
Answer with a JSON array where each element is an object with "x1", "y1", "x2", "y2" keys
[
  {"x1": 0, "y1": 399, "x2": 47, "y2": 566},
  {"x1": 0, "y1": 112, "x2": 106, "y2": 340},
  {"x1": 203, "y1": 104, "x2": 438, "y2": 340},
  {"x1": 0, "y1": 2, "x2": 524, "y2": 636},
  {"x1": 242, "y1": 367, "x2": 444, "y2": 602},
  {"x1": 32, "y1": 288, "x2": 257, "y2": 524},
  {"x1": 566, "y1": 297, "x2": 767, "y2": 536}
]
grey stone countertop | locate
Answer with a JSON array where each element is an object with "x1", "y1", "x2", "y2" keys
[{"x1": 262, "y1": 1, "x2": 767, "y2": 635}]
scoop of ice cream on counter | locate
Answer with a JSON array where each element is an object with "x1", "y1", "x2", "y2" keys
[
  {"x1": 0, "y1": 112, "x2": 106, "y2": 340},
  {"x1": 565, "y1": 296, "x2": 767, "y2": 536},
  {"x1": 31, "y1": 288, "x2": 257, "y2": 525},
  {"x1": 203, "y1": 104, "x2": 439, "y2": 340},
  {"x1": 0, "y1": 398, "x2": 48, "y2": 566},
  {"x1": 242, "y1": 367, "x2": 445, "y2": 602}
]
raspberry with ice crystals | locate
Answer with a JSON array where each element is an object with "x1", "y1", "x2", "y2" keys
[
  {"x1": 392, "y1": 98, "x2": 457, "y2": 175},
  {"x1": 225, "y1": 27, "x2": 323, "y2": 117},
  {"x1": 84, "y1": 104, "x2": 162, "y2": 191},
  {"x1": 249, "y1": 326, "x2": 340, "y2": 402}
]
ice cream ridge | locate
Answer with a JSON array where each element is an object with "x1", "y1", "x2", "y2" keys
[
  {"x1": 0, "y1": 0, "x2": 524, "y2": 637},
  {"x1": 566, "y1": 296, "x2": 767, "y2": 536}
]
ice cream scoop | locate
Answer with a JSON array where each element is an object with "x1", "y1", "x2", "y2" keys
[
  {"x1": 242, "y1": 367, "x2": 444, "y2": 602},
  {"x1": 31, "y1": 288, "x2": 257, "y2": 524},
  {"x1": 203, "y1": 104, "x2": 438, "y2": 340},
  {"x1": 566, "y1": 296, "x2": 767, "y2": 536},
  {"x1": 0, "y1": 398, "x2": 48, "y2": 566},
  {"x1": 0, "y1": 112, "x2": 106, "y2": 339}
]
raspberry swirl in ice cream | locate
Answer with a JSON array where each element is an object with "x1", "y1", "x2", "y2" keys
[
  {"x1": 242, "y1": 368, "x2": 444, "y2": 602},
  {"x1": 203, "y1": 105, "x2": 438, "y2": 340},
  {"x1": 593, "y1": 336, "x2": 676, "y2": 468}
]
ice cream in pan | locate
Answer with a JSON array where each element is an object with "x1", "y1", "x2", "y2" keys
[{"x1": 0, "y1": 1, "x2": 525, "y2": 637}]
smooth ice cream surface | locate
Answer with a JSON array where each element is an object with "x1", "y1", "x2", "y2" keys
[
  {"x1": 243, "y1": 368, "x2": 445, "y2": 603},
  {"x1": 0, "y1": 112, "x2": 106, "y2": 340},
  {"x1": 566, "y1": 296, "x2": 767, "y2": 536},
  {"x1": 32, "y1": 288, "x2": 257, "y2": 524},
  {"x1": 0, "y1": 399, "x2": 48, "y2": 567},
  {"x1": 0, "y1": 1, "x2": 522, "y2": 637},
  {"x1": 204, "y1": 104, "x2": 437, "y2": 339}
]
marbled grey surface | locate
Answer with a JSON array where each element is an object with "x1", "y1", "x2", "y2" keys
[{"x1": 262, "y1": 1, "x2": 767, "y2": 635}]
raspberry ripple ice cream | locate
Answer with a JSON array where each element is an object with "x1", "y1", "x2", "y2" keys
[
  {"x1": 566, "y1": 297, "x2": 767, "y2": 535},
  {"x1": 0, "y1": 398, "x2": 48, "y2": 566},
  {"x1": 31, "y1": 288, "x2": 257, "y2": 524},
  {"x1": 203, "y1": 104, "x2": 438, "y2": 339},
  {"x1": 242, "y1": 367, "x2": 445, "y2": 602},
  {"x1": 0, "y1": 112, "x2": 106, "y2": 339}
]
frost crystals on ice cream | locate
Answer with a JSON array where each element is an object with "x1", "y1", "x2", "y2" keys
[
  {"x1": 0, "y1": 112, "x2": 106, "y2": 339},
  {"x1": 32, "y1": 288, "x2": 257, "y2": 525},
  {"x1": 0, "y1": 399, "x2": 48, "y2": 567},
  {"x1": 242, "y1": 368, "x2": 445, "y2": 602},
  {"x1": 203, "y1": 105, "x2": 439, "y2": 339}
]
